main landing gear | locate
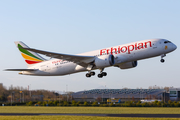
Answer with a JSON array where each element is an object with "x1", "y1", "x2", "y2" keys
[
  {"x1": 85, "y1": 69, "x2": 107, "y2": 78},
  {"x1": 86, "y1": 71, "x2": 95, "y2": 78},
  {"x1": 160, "y1": 54, "x2": 166, "y2": 63},
  {"x1": 97, "y1": 69, "x2": 107, "y2": 78},
  {"x1": 98, "y1": 72, "x2": 107, "y2": 78}
]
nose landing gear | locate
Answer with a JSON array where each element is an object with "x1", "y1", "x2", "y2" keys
[
  {"x1": 160, "y1": 54, "x2": 166, "y2": 63},
  {"x1": 161, "y1": 59, "x2": 165, "y2": 63}
]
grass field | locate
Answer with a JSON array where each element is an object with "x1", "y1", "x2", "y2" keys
[
  {"x1": 0, "y1": 116, "x2": 180, "y2": 120},
  {"x1": 0, "y1": 107, "x2": 180, "y2": 114}
]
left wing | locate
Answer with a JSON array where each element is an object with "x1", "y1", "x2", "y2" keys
[{"x1": 20, "y1": 47, "x2": 95, "y2": 67}]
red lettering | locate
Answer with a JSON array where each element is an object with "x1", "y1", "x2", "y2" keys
[
  {"x1": 106, "y1": 49, "x2": 110, "y2": 54},
  {"x1": 111, "y1": 47, "x2": 117, "y2": 54},
  {"x1": 100, "y1": 49, "x2": 106, "y2": 55},
  {"x1": 99, "y1": 41, "x2": 150, "y2": 56},
  {"x1": 128, "y1": 45, "x2": 134, "y2": 54},
  {"x1": 135, "y1": 43, "x2": 137, "y2": 50},
  {"x1": 145, "y1": 41, "x2": 152, "y2": 48},
  {"x1": 118, "y1": 47, "x2": 121, "y2": 53},
  {"x1": 138, "y1": 43, "x2": 144, "y2": 49},
  {"x1": 121, "y1": 46, "x2": 127, "y2": 53}
]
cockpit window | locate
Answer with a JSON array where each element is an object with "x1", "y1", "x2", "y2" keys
[{"x1": 164, "y1": 41, "x2": 171, "y2": 44}]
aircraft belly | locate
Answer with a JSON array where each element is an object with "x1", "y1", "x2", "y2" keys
[{"x1": 50, "y1": 63, "x2": 77, "y2": 76}]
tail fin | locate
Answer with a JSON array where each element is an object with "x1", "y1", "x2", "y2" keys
[{"x1": 14, "y1": 41, "x2": 46, "y2": 67}]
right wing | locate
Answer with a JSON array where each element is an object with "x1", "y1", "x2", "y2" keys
[{"x1": 20, "y1": 47, "x2": 96, "y2": 67}]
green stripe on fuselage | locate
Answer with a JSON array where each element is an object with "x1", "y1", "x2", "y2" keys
[{"x1": 18, "y1": 44, "x2": 42, "y2": 61}]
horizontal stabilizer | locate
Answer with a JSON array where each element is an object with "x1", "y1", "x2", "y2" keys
[{"x1": 4, "y1": 69, "x2": 38, "y2": 71}]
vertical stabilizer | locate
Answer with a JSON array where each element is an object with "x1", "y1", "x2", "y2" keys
[{"x1": 14, "y1": 41, "x2": 46, "y2": 67}]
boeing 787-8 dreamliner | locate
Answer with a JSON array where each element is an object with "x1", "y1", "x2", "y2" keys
[{"x1": 5, "y1": 39, "x2": 177, "y2": 78}]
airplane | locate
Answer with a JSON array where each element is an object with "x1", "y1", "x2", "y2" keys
[{"x1": 5, "y1": 39, "x2": 177, "y2": 78}]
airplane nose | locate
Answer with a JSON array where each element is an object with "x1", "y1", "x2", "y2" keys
[{"x1": 172, "y1": 44, "x2": 177, "y2": 50}]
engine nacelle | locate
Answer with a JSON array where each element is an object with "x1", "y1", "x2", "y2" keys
[
  {"x1": 95, "y1": 55, "x2": 115, "y2": 68},
  {"x1": 118, "y1": 61, "x2": 138, "y2": 69}
]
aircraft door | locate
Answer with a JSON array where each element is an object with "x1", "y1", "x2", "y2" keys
[{"x1": 152, "y1": 41, "x2": 157, "y2": 49}]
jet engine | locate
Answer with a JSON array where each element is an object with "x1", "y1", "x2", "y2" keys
[
  {"x1": 94, "y1": 55, "x2": 115, "y2": 68},
  {"x1": 118, "y1": 61, "x2": 137, "y2": 69}
]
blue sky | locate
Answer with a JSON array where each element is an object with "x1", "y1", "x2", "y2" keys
[{"x1": 0, "y1": 0, "x2": 180, "y2": 92}]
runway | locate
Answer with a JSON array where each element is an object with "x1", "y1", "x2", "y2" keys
[{"x1": 0, "y1": 113, "x2": 180, "y2": 118}]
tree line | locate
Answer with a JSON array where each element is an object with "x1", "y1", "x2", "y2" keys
[
  {"x1": 1, "y1": 100, "x2": 180, "y2": 107},
  {"x1": 0, "y1": 84, "x2": 69, "y2": 103},
  {"x1": 0, "y1": 84, "x2": 175, "y2": 107}
]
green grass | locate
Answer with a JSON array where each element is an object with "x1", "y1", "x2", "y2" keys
[
  {"x1": 0, "y1": 107, "x2": 180, "y2": 114},
  {"x1": 0, "y1": 116, "x2": 180, "y2": 120}
]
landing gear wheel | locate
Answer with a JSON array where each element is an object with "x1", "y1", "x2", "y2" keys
[
  {"x1": 160, "y1": 54, "x2": 166, "y2": 63},
  {"x1": 161, "y1": 59, "x2": 165, "y2": 63},
  {"x1": 98, "y1": 74, "x2": 103, "y2": 78},
  {"x1": 86, "y1": 73, "x2": 91, "y2": 78},
  {"x1": 102, "y1": 72, "x2": 107, "y2": 76},
  {"x1": 90, "y1": 72, "x2": 95, "y2": 76}
]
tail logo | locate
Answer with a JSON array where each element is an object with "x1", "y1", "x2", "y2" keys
[{"x1": 18, "y1": 44, "x2": 43, "y2": 64}]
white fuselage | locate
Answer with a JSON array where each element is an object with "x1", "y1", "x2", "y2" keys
[{"x1": 20, "y1": 39, "x2": 177, "y2": 76}]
